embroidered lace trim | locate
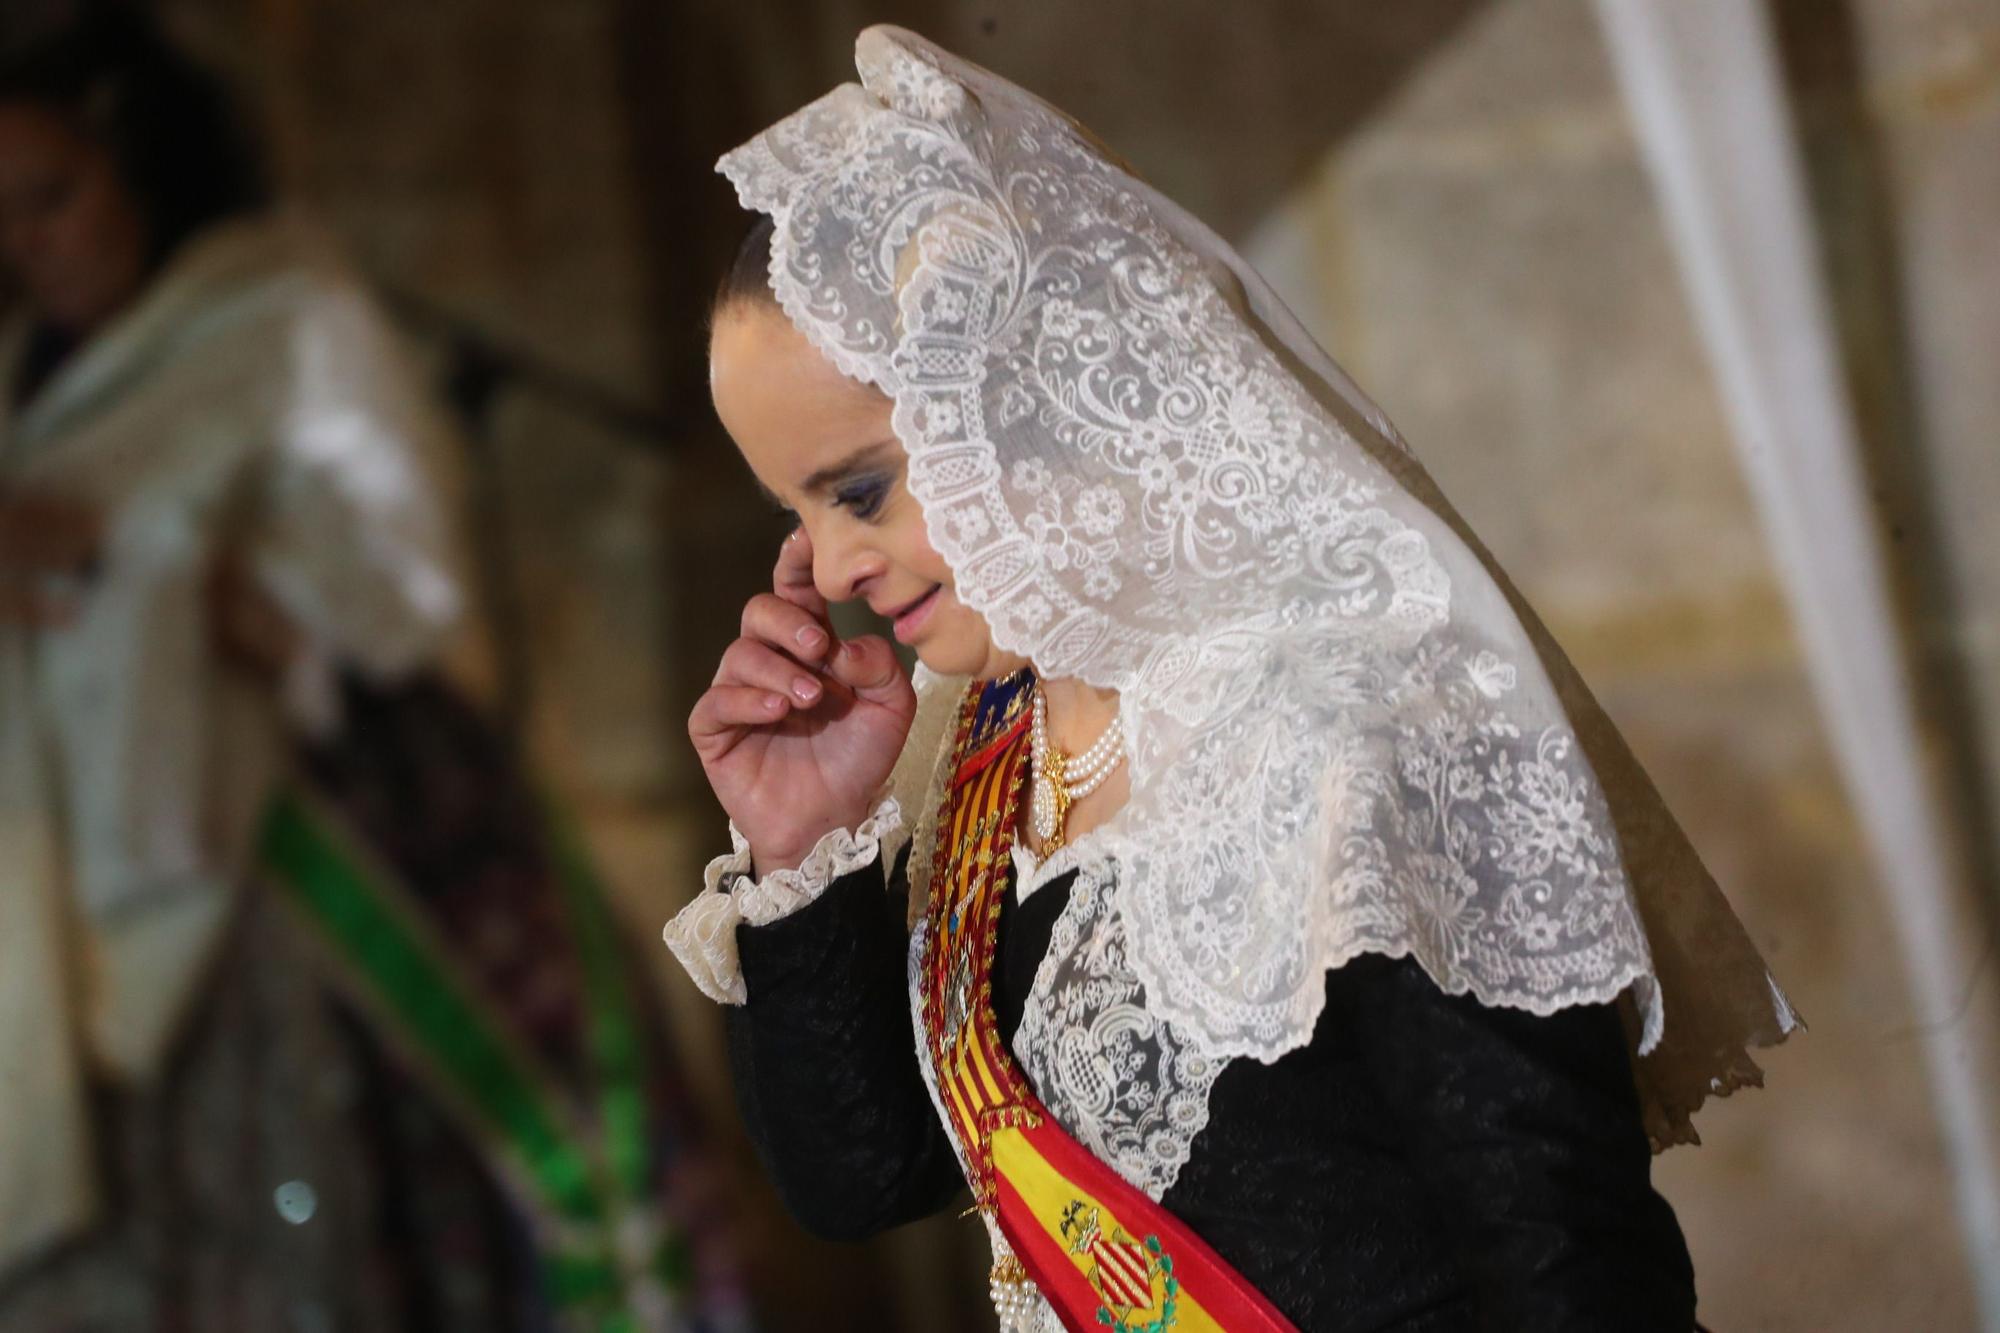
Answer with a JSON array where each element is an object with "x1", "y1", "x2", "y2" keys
[
  {"x1": 1013, "y1": 850, "x2": 1223, "y2": 1198},
  {"x1": 661, "y1": 797, "x2": 903, "y2": 1005}
]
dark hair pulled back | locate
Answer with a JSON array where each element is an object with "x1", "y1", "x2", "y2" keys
[{"x1": 711, "y1": 211, "x2": 777, "y2": 323}]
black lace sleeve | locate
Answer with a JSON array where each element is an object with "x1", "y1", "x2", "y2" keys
[
  {"x1": 724, "y1": 845, "x2": 967, "y2": 1241},
  {"x1": 1347, "y1": 956, "x2": 1696, "y2": 1331}
]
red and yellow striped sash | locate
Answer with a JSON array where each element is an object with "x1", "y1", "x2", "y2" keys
[{"x1": 919, "y1": 673, "x2": 1297, "y2": 1333}]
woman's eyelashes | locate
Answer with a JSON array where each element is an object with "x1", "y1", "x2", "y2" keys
[{"x1": 831, "y1": 473, "x2": 892, "y2": 521}]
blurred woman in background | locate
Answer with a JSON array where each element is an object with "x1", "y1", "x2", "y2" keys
[{"x1": 0, "y1": 6, "x2": 744, "y2": 1330}]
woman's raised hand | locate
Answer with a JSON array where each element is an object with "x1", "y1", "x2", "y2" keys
[{"x1": 688, "y1": 527, "x2": 916, "y2": 875}]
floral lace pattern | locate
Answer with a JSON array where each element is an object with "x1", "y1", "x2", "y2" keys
[
  {"x1": 719, "y1": 24, "x2": 1794, "y2": 1146},
  {"x1": 1013, "y1": 850, "x2": 1223, "y2": 1199}
]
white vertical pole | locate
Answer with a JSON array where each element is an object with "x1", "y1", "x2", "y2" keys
[{"x1": 1592, "y1": 1, "x2": 2000, "y2": 1322}]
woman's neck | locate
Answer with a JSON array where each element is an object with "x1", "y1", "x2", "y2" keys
[{"x1": 1037, "y1": 674, "x2": 1120, "y2": 755}]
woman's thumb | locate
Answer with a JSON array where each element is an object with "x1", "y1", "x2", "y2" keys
[{"x1": 826, "y1": 635, "x2": 911, "y2": 710}]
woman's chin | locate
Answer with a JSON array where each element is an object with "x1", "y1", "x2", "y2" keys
[
  {"x1": 910, "y1": 642, "x2": 973, "y2": 677},
  {"x1": 911, "y1": 640, "x2": 1006, "y2": 680}
]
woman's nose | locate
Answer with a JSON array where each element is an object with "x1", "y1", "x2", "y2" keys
[{"x1": 811, "y1": 524, "x2": 886, "y2": 604}]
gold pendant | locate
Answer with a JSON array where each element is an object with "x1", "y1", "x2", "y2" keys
[{"x1": 1036, "y1": 748, "x2": 1072, "y2": 851}]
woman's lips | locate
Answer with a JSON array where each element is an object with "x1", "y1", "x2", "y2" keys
[{"x1": 891, "y1": 586, "x2": 942, "y2": 643}]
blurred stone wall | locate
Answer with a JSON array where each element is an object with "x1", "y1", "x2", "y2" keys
[
  {"x1": 153, "y1": 0, "x2": 2000, "y2": 1326},
  {"x1": 1243, "y1": 1, "x2": 1998, "y2": 1328}
]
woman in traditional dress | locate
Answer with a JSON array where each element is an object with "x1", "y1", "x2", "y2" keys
[
  {"x1": 0, "y1": 8, "x2": 744, "y2": 1329},
  {"x1": 667, "y1": 26, "x2": 1796, "y2": 1333}
]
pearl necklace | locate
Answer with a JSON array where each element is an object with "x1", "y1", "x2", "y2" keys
[{"x1": 1029, "y1": 685, "x2": 1125, "y2": 851}]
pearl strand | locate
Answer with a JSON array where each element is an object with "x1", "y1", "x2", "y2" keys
[
  {"x1": 989, "y1": 1252, "x2": 1040, "y2": 1326},
  {"x1": 1030, "y1": 685, "x2": 1125, "y2": 849}
]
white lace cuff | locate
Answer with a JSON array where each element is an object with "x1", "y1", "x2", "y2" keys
[{"x1": 661, "y1": 797, "x2": 903, "y2": 1005}]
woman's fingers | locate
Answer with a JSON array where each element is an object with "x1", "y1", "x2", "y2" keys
[
  {"x1": 688, "y1": 683, "x2": 789, "y2": 747},
  {"x1": 740, "y1": 591, "x2": 832, "y2": 666},
  {"x1": 771, "y1": 526, "x2": 829, "y2": 620},
  {"x1": 714, "y1": 637, "x2": 826, "y2": 706},
  {"x1": 692, "y1": 536, "x2": 909, "y2": 771},
  {"x1": 824, "y1": 634, "x2": 910, "y2": 709},
  {"x1": 702, "y1": 629, "x2": 905, "y2": 726}
]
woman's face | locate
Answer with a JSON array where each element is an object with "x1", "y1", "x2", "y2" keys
[
  {"x1": 710, "y1": 299, "x2": 1028, "y2": 681},
  {"x1": 0, "y1": 103, "x2": 150, "y2": 336}
]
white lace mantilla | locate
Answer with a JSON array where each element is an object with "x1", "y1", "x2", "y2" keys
[
  {"x1": 718, "y1": 25, "x2": 1797, "y2": 1146},
  {"x1": 662, "y1": 799, "x2": 902, "y2": 1004}
]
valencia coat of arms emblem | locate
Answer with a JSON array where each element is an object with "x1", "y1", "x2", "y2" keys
[{"x1": 1060, "y1": 1201, "x2": 1179, "y2": 1331}]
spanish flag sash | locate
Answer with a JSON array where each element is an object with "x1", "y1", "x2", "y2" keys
[{"x1": 919, "y1": 672, "x2": 1298, "y2": 1333}]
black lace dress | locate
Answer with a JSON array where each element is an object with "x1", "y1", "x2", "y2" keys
[{"x1": 722, "y1": 842, "x2": 1697, "y2": 1332}]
